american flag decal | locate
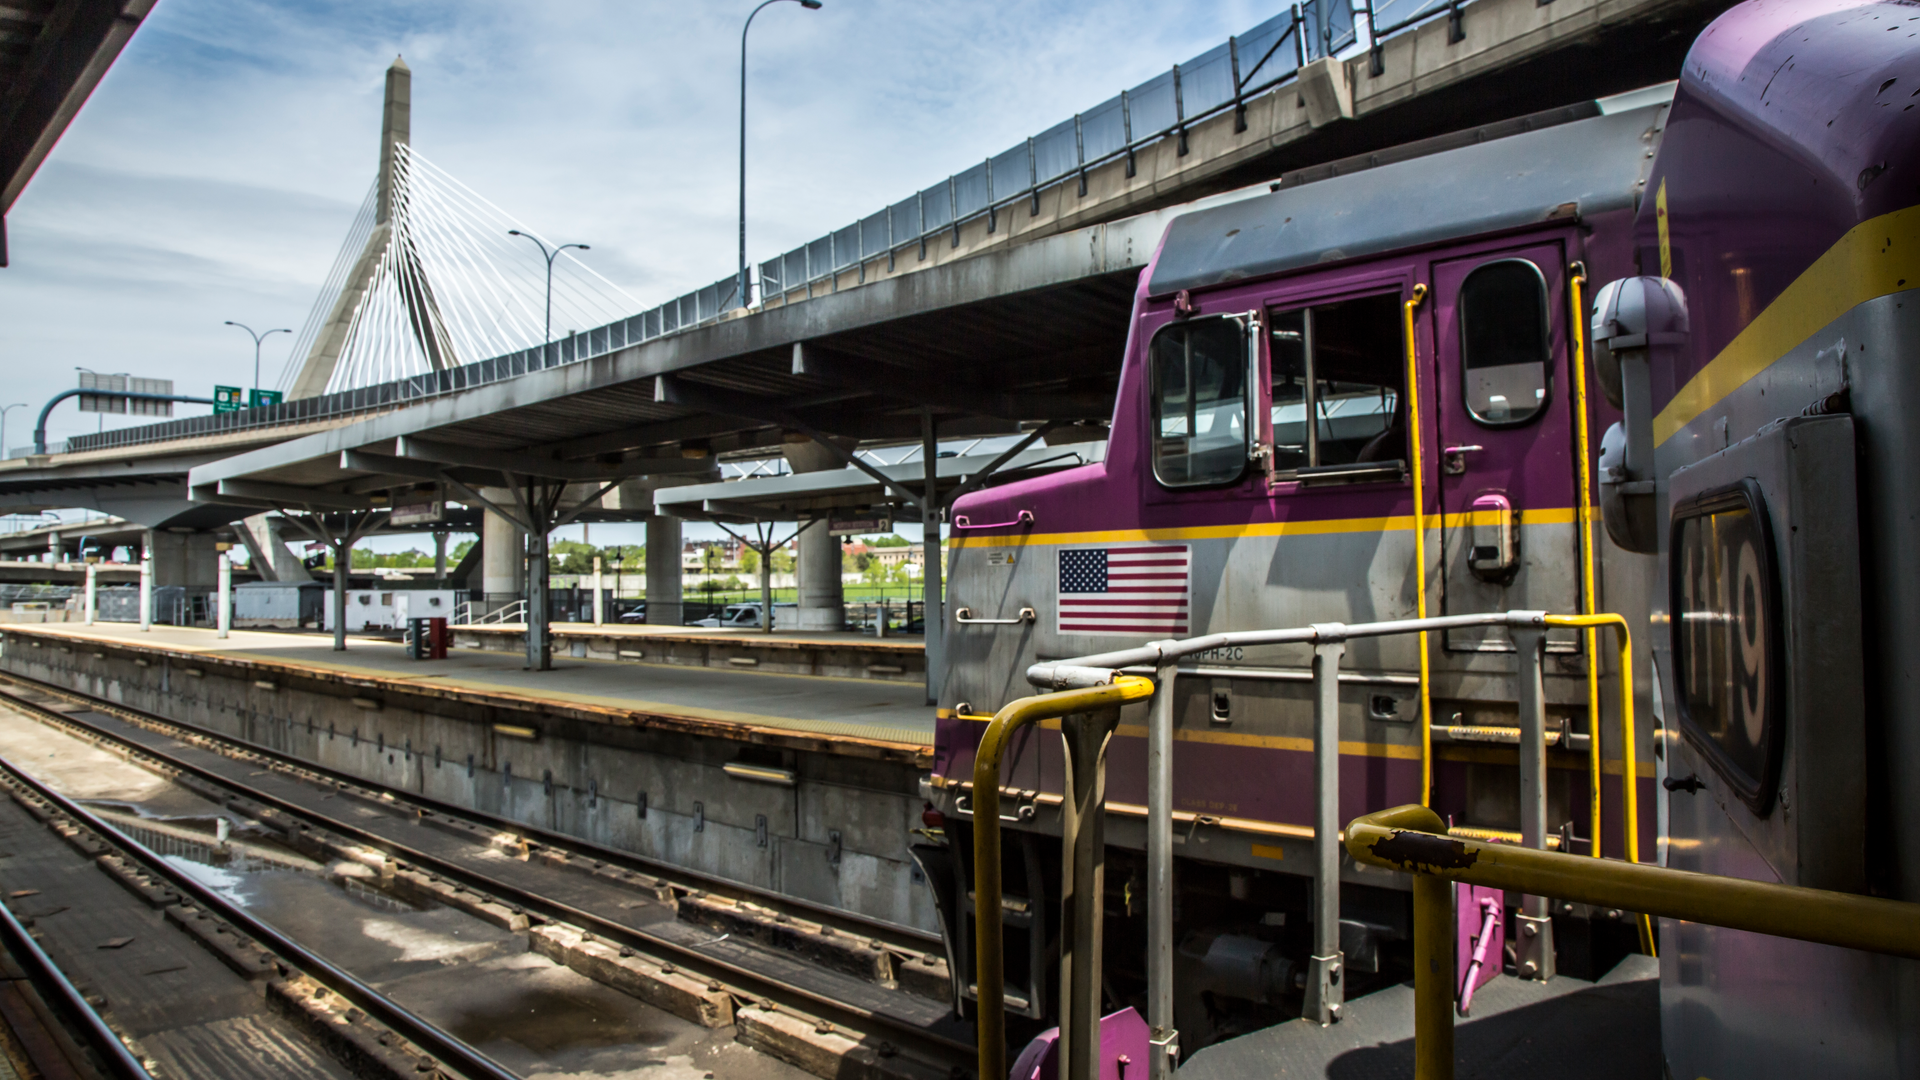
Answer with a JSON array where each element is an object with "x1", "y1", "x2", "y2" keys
[{"x1": 1057, "y1": 545, "x2": 1191, "y2": 636}]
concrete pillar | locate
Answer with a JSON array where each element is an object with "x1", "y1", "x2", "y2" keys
[
  {"x1": 645, "y1": 516, "x2": 682, "y2": 626},
  {"x1": 332, "y1": 540, "x2": 348, "y2": 651},
  {"x1": 240, "y1": 513, "x2": 311, "y2": 582},
  {"x1": 481, "y1": 506, "x2": 524, "y2": 617},
  {"x1": 433, "y1": 529, "x2": 449, "y2": 580},
  {"x1": 138, "y1": 546, "x2": 151, "y2": 632},
  {"x1": 921, "y1": 409, "x2": 945, "y2": 707},
  {"x1": 216, "y1": 552, "x2": 231, "y2": 639},
  {"x1": 592, "y1": 557, "x2": 604, "y2": 625},
  {"x1": 83, "y1": 561, "x2": 96, "y2": 625},
  {"x1": 795, "y1": 521, "x2": 843, "y2": 631},
  {"x1": 527, "y1": 524, "x2": 551, "y2": 669},
  {"x1": 147, "y1": 531, "x2": 220, "y2": 600}
]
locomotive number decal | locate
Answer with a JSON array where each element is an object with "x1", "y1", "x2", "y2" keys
[{"x1": 1056, "y1": 545, "x2": 1191, "y2": 636}]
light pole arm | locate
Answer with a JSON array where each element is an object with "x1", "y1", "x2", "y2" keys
[{"x1": 33, "y1": 389, "x2": 218, "y2": 456}]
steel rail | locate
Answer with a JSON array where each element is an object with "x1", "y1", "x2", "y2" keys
[
  {"x1": 0, "y1": 752, "x2": 520, "y2": 1080},
  {"x1": 0, "y1": 881, "x2": 156, "y2": 1080},
  {"x1": 0, "y1": 676, "x2": 974, "y2": 1063},
  {"x1": 0, "y1": 669, "x2": 934, "y2": 951}
]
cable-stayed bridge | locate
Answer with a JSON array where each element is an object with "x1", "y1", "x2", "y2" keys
[{"x1": 279, "y1": 59, "x2": 640, "y2": 399}]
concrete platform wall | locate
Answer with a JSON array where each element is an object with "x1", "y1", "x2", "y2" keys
[{"x1": 0, "y1": 632, "x2": 938, "y2": 932}]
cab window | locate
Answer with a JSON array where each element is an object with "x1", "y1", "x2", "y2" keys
[
  {"x1": 1150, "y1": 316, "x2": 1250, "y2": 488},
  {"x1": 1268, "y1": 293, "x2": 1405, "y2": 473},
  {"x1": 1459, "y1": 260, "x2": 1551, "y2": 425}
]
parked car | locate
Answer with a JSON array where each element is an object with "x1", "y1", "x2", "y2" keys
[
  {"x1": 691, "y1": 602, "x2": 797, "y2": 629},
  {"x1": 616, "y1": 603, "x2": 647, "y2": 623}
]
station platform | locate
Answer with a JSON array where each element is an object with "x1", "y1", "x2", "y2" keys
[
  {"x1": 449, "y1": 621, "x2": 925, "y2": 685},
  {"x1": 0, "y1": 622, "x2": 935, "y2": 752}
]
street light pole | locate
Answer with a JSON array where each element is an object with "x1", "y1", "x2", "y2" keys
[
  {"x1": 507, "y1": 231, "x2": 589, "y2": 362},
  {"x1": 224, "y1": 322, "x2": 292, "y2": 394},
  {"x1": 0, "y1": 403, "x2": 25, "y2": 458},
  {"x1": 740, "y1": 0, "x2": 823, "y2": 310}
]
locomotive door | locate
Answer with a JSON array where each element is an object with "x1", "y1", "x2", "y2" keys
[{"x1": 1429, "y1": 240, "x2": 1581, "y2": 652}]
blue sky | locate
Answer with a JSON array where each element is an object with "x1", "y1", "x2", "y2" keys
[{"x1": 1, "y1": 0, "x2": 1273, "y2": 548}]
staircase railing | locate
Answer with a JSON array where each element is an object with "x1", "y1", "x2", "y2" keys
[{"x1": 453, "y1": 599, "x2": 524, "y2": 627}]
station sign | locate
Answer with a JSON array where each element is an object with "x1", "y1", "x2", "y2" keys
[
  {"x1": 249, "y1": 388, "x2": 283, "y2": 408},
  {"x1": 212, "y1": 386, "x2": 244, "y2": 414},
  {"x1": 829, "y1": 515, "x2": 891, "y2": 536},
  {"x1": 391, "y1": 498, "x2": 445, "y2": 526},
  {"x1": 78, "y1": 373, "x2": 174, "y2": 417}
]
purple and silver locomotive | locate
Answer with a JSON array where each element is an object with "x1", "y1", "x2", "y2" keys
[{"x1": 922, "y1": 2, "x2": 1920, "y2": 1074}]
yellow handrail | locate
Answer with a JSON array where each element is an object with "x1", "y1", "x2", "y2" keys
[
  {"x1": 1568, "y1": 264, "x2": 1604, "y2": 864},
  {"x1": 1403, "y1": 282, "x2": 1433, "y2": 805},
  {"x1": 970, "y1": 676, "x2": 1156, "y2": 1080},
  {"x1": 1346, "y1": 804, "x2": 1920, "y2": 1080},
  {"x1": 1542, "y1": 611, "x2": 1653, "y2": 953}
]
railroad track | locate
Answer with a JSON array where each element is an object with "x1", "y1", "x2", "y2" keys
[
  {"x1": 0, "y1": 749, "x2": 516, "y2": 1080},
  {"x1": 0, "y1": 670, "x2": 973, "y2": 1078}
]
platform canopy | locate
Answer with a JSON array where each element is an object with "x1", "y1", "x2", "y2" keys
[{"x1": 654, "y1": 440, "x2": 1105, "y2": 525}]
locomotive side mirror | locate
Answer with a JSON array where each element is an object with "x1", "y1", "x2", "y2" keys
[
  {"x1": 1589, "y1": 277, "x2": 1687, "y2": 554},
  {"x1": 1590, "y1": 275, "x2": 1688, "y2": 411}
]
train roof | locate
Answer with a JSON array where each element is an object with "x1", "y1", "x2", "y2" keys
[{"x1": 1147, "y1": 96, "x2": 1668, "y2": 297}]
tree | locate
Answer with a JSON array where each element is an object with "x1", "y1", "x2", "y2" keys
[
  {"x1": 739, "y1": 548, "x2": 759, "y2": 575},
  {"x1": 701, "y1": 546, "x2": 725, "y2": 575},
  {"x1": 770, "y1": 546, "x2": 794, "y2": 574}
]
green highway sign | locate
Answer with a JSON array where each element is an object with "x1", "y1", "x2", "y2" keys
[
  {"x1": 212, "y1": 386, "x2": 244, "y2": 414},
  {"x1": 249, "y1": 388, "x2": 283, "y2": 408}
]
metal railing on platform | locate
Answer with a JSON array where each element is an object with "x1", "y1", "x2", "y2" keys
[
  {"x1": 1345, "y1": 803, "x2": 1920, "y2": 1080},
  {"x1": 454, "y1": 599, "x2": 524, "y2": 627}
]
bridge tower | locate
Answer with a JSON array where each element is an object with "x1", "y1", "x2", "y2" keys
[{"x1": 289, "y1": 56, "x2": 457, "y2": 399}]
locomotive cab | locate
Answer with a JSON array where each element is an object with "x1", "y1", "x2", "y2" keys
[{"x1": 930, "y1": 94, "x2": 1673, "y2": 1053}]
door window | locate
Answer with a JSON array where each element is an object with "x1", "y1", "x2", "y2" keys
[
  {"x1": 1458, "y1": 259, "x2": 1552, "y2": 425},
  {"x1": 1150, "y1": 316, "x2": 1251, "y2": 488},
  {"x1": 1267, "y1": 293, "x2": 1406, "y2": 473}
]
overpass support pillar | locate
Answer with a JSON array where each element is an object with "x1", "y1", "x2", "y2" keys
[
  {"x1": 795, "y1": 521, "x2": 844, "y2": 631},
  {"x1": 645, "y1": 516, "x2": 682, "y2": 626},
  {"x1": 147, "y1": 530, "x2": 219, "y2": 590},
  {"x1": 239, "y1": 513, "x2": 311, "y2": 582},
  {"x1": 481, "y1": 506, "x2": 524, "y2": 617}
]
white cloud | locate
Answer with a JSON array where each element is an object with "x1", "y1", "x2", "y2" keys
[{"x1": 1, "y1": 0, "x2": 1269, "y2": 451}]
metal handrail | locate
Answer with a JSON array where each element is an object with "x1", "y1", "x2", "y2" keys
[
  {"x1": 953, "y1": 606, "x2": 1035, "y2": 626},
  {"x1": 1026, "y1": 607, "x2": 1641, "y2": 1073},
  {"x1": 456, "y1": 599, "x2": 524, "y2": 627},
  {"x1": 1345, "y1": 804, "x2": 1920, "y2": 1080},
  {"x1": 1567, "y1": 264, "x2": 1607, "y2": 873},
  {"x1": 972, "y1": 675, "x2": 1156, "y2": 1080}
]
